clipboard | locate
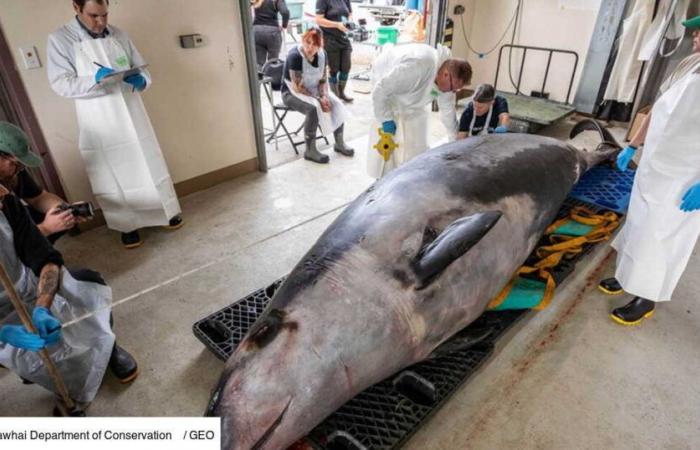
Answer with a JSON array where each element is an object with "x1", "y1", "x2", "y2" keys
[{"x1": 100, "y1": 64, "x2": 148, "y2": 81}]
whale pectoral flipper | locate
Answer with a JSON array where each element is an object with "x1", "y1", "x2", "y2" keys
[
  {"x1": 413, "y1": 210, "x2": 502, "y2": 290},
  {"x1": 427, "y1": 327, "x2": 493, "y2": 359}
]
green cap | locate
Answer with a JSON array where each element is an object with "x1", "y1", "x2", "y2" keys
[
  {"x1": 0, "y1": 122, "x2": 42, "y2": 168},
  {"x1": 682, "y1": 15, "x2": 700, "y2": 29}
]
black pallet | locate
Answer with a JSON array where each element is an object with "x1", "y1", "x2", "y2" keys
[{"x1": 193, "y1": 197, "x2": 620, "y2": 449}]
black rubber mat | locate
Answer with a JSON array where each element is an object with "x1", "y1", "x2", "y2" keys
[{"x1": 193, "y1": 198, "x2": 621, "y2": 449}]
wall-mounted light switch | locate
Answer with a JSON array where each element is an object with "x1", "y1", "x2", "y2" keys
[{"x1": 20, "y1": 46, "x2": 41, "y2": 70}]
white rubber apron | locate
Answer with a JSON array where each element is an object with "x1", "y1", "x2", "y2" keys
[
  {"x1": 0, "y1": 213, "x2": 114, "y2": 403},
  {"x1": 73, "y1": 37, "x2": 180, "y2": 233},
  {"x1": 603, "y1": 0, "x2": 654, "y2": 103},
  {"x1": 284, "y1": 47, "x2": 348, "y2": 137},
  {"x1": 467, "y1": 100, "x2": 493, "y2": 136},
  {"x1": 612, "y1": 64, "x2": 700, "y2": 302}
]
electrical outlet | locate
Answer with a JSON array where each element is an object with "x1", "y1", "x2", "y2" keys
[
  {"x1": 19, "y1": 46, "x2": 41, "y2": 70},
  {"x1": 453, "y1": 4, "x2": 465, "y2": 15}
]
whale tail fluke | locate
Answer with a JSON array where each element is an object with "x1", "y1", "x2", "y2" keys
[{"x1": 569, "y1": 119, "x2": 623, "y2": 171}]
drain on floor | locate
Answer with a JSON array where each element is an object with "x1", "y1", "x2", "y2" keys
[{"x1": 193, "y1": 196, "x2": 623, "y2": 449}]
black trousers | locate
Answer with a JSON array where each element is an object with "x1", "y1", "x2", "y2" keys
[
  {"x1": 254, "y1": 25, "x2": 283, "y2": 69},
  {"x1": 324, "y1": 35, "x2": 352, "y2": 77}
]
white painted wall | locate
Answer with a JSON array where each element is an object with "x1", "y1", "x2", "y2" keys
[
  {"x1": 447, "y1": 0, "x2": 600, "y2": 103},
  {"x1": 0, "y1": 0, "x2": 257, "y2": 202}
]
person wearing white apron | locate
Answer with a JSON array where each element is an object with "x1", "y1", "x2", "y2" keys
[
  {"x1": 0, "y1": 186, "x2": 138, "y2": 415},
  {"x1": 456, "y1": 84, "x2": 510, "y2": 140},
  {"x1": 367, "y1": 43, "x2": 472, "y2": 179},
  {"x1": 281, "y1": 28, "x2": 352, "y2": 164},
  {"x1": 598, "y1": 17, "x2": 700, "y2": 326},
  {"x1": 46, "y1": 0, "x2": 182, "y2": 249}
]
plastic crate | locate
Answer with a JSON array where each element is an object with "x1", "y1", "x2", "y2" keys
[{"x1": 569, "y1": 164, "x2": 635, "y2": 214}]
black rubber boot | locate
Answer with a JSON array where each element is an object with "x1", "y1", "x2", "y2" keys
[
  {"x1": 109, "y1": 344, "x2": 139, "y2": 384},
  {"x1": 164, "y1": 215, "x2": 184, "y2": 230},
  {"x1": 53, "y1": 405, "x2": 87, "y2": 417},
  {"x1": 338, "y1": 80, "x2": 354, "y2": 103},
  {"x1": 121, "y1": 230, "x2": 142, "y2": 249},
  {"x1": 303, "y1": 136, "x2": 329, "y2": 164},
  {"x1": 598, "y1": 277, "x2": 623, "y2": 295},
  {"x1": 329, "y1": 81, "x2": 340, "y2": 98},
  {"x1": 333, "y1": 126, "x2": 354, "y2": 157},
  {"x1": 610, "y1": 297, "x2": 655, "y2": 326}
]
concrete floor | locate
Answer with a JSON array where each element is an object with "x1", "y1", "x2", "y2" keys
[{"x1": 2, "y1": 114, "x2": 700, "y2": 449}]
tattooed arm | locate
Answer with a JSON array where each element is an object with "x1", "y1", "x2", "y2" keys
[
  {"x1": 290, "y1": 70, "x2": 313, "y2": 96},
  {"x1": 35, "y1": 263, "x2": 61, "y2": 309},
  {"x1": 319, "y1": 73, "x2": 329, "y2": 98}
]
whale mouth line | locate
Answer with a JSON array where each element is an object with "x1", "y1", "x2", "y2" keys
[{"x1": 251, "y1": 397, "x2": 293, "y2": 450}]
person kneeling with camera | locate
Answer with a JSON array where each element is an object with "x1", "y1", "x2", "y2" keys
[
  {"x1": 0, "y1": 122, "x2": 93, "y2": 244},
  {"x1": 0, "y1": 182, "x2": 138, "y2": 415}
]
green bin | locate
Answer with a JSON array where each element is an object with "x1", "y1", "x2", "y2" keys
[
  {"x1": 287, "y1": 0, "x2": 305, "y2": 20},
  {"x1": 377, "y1": 26, "x2": 399, "y2": 45}
]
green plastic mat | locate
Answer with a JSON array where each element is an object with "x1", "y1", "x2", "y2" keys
[
  {"x1": 490, "y1": 277, "x2": 547, "y2": 311},
  {"x1": 552, "y1": 221, "x2": 594, "y2": 236}
]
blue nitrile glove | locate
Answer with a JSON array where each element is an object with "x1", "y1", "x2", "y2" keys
[
  {"x1": 616, "y1": 145, "x2": 636, "y2": 171},
  {"x1": 680, "y1": 181, "x2": 700, "y2": 212},
  {"x1": 124, "y1": 73, "x2": 147, "y2": 91},
  {"x1": 95, "y1": 66, "x2": 115, "y2": 83},
  {"x1": 382, "y1": 120, "x2": 397, "y2": 135},
  {"x1": 494, "y1": 126, "x2": 508, "y2": 134},
  {"x1": 32, "y1": 307, "x2": 62, "y2": 345},
  {"x1": 0, "y1": 325, "x2": 46, "y2": 351}
]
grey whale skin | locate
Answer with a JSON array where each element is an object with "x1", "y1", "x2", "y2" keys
[{"x1": 207, "y1": 120, "x2": 620, "y2": 450}]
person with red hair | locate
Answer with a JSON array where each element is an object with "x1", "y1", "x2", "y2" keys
[{"x1": 281, "y1": 28, "x2": 354, "y2": 164}]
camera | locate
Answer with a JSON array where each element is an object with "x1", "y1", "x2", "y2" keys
[{"x1": 58, "y1": 201, "x2": 95, "y2": 219}]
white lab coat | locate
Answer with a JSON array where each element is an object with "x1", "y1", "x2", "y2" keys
[
  {"x1": 367, "y1": 44, "x2": 458, "y2": 178},
  {"x1": 603, "y1": 0, "x2": 654, "y2": 103},
  {"x1": 47, "y1": 19, "x2": 180, "y2": 233},
  {"x1": 612, "y1": 62, "x2": 700, "y2": 302}
]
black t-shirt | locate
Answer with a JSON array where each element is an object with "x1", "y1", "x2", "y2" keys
[
  {"x1": 12, "y1": 171, "x2": 43, "y2": 200},
  {"x1": 316, "y1": 0, "x2": 352, "y2": 40},
  {"x1": 281, "y1": 46, "x2": 324, "y2": 94},
  {"x1": 458, "y1": 96, "x2": 509, "y2": 136},
  {"x1": 1, "y1": 193, "x2": 63, "y2": 276},
  {"x1": 253, "y1": 0, "x2": 290, "y2": 29}
]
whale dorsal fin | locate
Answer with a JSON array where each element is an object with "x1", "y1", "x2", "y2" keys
[{"x1": 413, "y1": 210, "x2": 502, "y2": 290}]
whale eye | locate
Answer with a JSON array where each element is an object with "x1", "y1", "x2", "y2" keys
[{"x1": 247, "y1": 309, "x2": 285, "y2": 349}]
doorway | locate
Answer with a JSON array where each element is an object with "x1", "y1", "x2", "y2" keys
[
  {"x1": 0, "y1": 24, "x2": 65, "y2": 198},
  {"x1": 242, "y1": 0, "x2": 449, "y2": 171}
]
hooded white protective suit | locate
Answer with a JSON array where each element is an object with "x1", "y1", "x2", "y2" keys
[
  {"x1": 47, "y1": 19, "x2": 180, "y2": 233},
  {"x1": 367, "y1": 44, "x2": 458, "y2": 178}
]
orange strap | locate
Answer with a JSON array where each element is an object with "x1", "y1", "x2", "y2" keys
[{"x1": 489, "y1": 206, "x2": 620, "y2": 310}]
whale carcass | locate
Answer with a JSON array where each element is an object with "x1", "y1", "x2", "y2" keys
[{"x1": 206, "y1": 120, "x2": 620, "y2": 449}]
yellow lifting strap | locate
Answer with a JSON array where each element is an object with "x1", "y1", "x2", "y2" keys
[
  {"x1": 488, "y1": 206, "x2": 620, "y2": 311},
  {"x1": 373, "y1": 128, "x2": 399, "y2": 162}
]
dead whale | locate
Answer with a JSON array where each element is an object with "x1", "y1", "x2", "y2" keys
[{"x1": 207, "y1": 120, "x2": 620, "y2": 450}]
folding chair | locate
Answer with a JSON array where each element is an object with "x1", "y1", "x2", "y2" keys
[{"x1": 261, "y1": 59, "x2": 329, "y2": 155}]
